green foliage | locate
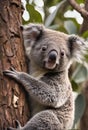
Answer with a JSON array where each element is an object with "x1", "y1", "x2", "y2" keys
[
  {"x1": 64, "y1": 20, "x2": 77, "y2": 34},
  {"x1": 72, "y1": 64, "x2": 88, "y2": 83},
  {"x1": 71, "y1": 80, "x2": 79, "y2": 91},
  {"x1": 76, "y1": 0, "x2": 85, "y2": 4},
  {"x1": 73, "y1": 93, "x2": 86, "y2": 128},
  {"x1": 23, "y1": 2, "x2": 42, "y2": 24},
  {"x1": 45, "y1": 0, "x2": 66, "y2": 27},
  {"x1": 82, "y1": 31, "x2": 88, "y2": 39},
  {"x1": 22, "y1": 0, "x2": 88, "y2": 129}
]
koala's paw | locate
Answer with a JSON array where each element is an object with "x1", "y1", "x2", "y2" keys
[{"x1": 3, "y1": 67, "x2": 20, "y2": 80}]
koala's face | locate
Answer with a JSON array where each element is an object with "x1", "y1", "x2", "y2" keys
[
  {"x1": 29, "y1": 31, "x2": 70, "y2": 72},
  {"x1": 22, "y1": 24, "x2": 88, "y2": 72}
]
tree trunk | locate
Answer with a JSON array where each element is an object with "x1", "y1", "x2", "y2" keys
[
  {"x1": 79, "y1": 0, "x2": 88, "y2": 34},
  {"x1": 0, "y1": 0, "x2": 30, "y2": 129}
]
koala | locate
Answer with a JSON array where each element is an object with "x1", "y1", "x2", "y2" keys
[{"x1": 4, "y1": 24, "x2": 88, "y2": 130}]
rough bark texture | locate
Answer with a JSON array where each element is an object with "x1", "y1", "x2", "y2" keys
[
  {"x1": 79, "y1": 0, "x2": 88, "y2": 34},
  {"x1": 0, "y1": 0, "x2": 30, "y2": 129}
]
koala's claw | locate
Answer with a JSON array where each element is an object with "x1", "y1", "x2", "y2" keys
[
  {"x1": 7, "y1": 120, "x2": 22, "y2": 130},
  {"x1": 15, "y1": 120, "x2": 22, "y2": 128},
  {"x1": 10, "y1": 67, "x2": 17, "y2": 72},
  {"x1": 3, "y1": 67, "x2": 19, "y2": 79}
]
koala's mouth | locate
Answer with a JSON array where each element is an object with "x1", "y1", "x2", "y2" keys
[
  {"x1": 45, "y1": 60, "x2": 57, "y2": 70},
  {"x1": 44, "y1": 50, "x2": 58, "y2": 70}
]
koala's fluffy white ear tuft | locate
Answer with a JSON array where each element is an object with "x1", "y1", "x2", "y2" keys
[
  {"x1": 23, "y1": 23, "x2": 43, "y2": 41},
  {"x1": 22, "y1": 24, "x2": 43, "y2": 59},
  {"x1": 68, "y1": 35, "x2": 88, "y2": 62},
  {"x1": 23, "y1": 23, "x2": 43, "y2": 45}
]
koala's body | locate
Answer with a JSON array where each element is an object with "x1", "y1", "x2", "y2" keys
[{"x1": 4, "y1": 24, "x2": 88, "y2": 130}]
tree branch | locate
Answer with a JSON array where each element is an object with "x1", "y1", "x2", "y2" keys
[
  {"x1": 79, "y1": 0, "x2": 88, "y2": 34},
  {"x1": 67, "y1": 0, "x2": 88, "y2": 18}
]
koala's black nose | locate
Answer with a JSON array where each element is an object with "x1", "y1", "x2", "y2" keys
[{"x1": 48, "y1": 50, "x2": 58, "y2": 61}]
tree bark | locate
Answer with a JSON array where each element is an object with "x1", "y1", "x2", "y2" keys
[
  {"x1": 79, "y1": 0, "x2": 88, "y2": 34},
  {"x1": 0, "y1": 0, "x2": 30, "y2": 129}
]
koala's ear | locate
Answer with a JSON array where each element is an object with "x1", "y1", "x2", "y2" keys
[
  {"x1": 68, "y1": 35, "x2": 88, "y2": 62},
  {"x1": 22, "y1": 23, "x2": 43, "y2": 45},
  {"x1": 22, "y1": 24, "x2": 44, "y2": 59}
]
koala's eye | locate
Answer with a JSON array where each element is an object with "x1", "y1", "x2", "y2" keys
[
  {"x1": 42, "y1": 45, "x2": 47, "y2": 51},
  {"x1": 61, "y1": 50, "x2": 65, "y2": 57}
]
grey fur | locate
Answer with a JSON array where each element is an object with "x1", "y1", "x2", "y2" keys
[{"x1": 4, "y1": 24, "x2": 88, "y2": 130}]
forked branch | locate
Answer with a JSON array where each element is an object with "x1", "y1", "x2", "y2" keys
[{"x1": 67, "y1": 0, "x2": 88, "y2": 18}]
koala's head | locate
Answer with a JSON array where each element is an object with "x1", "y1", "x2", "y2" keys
[{"x1": 22, "y1": 24, "x2": 88, "y2": 72}]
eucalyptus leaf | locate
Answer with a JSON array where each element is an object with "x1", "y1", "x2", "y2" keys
[
  {"x1": 45, "y1": 0, "x2": 66, "y2": 27},
  {"x1": 64, "y1": 20, "x2": 77, "y2": 34},
  {"x1": 71, "y1": 80, "x2": 79, "y2": 91},
  {"x1": 25, "y1": 3, "x2": 42, "y2": 23},
  {"x1": 72, "y1": 64, "x2": 88, "y2": 83},
  {"x1": 48, "y1": 24, "x2": 59, "y2": 30},
  {"x1": 73, "y1": 94, "x2": 85, "y2": 127}
]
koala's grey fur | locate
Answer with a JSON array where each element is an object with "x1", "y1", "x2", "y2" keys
[{"x1": 4, "y1": 24, "x2": 88, "y2": 130}]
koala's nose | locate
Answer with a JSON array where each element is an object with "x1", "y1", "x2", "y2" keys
[{"x1": 48, "y1": 50, "x2": 58, "y2": 61}]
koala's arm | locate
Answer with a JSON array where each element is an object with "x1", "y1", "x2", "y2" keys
[{"x1": 3, "y1": 68, "x2": 71, "y2": 108}]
